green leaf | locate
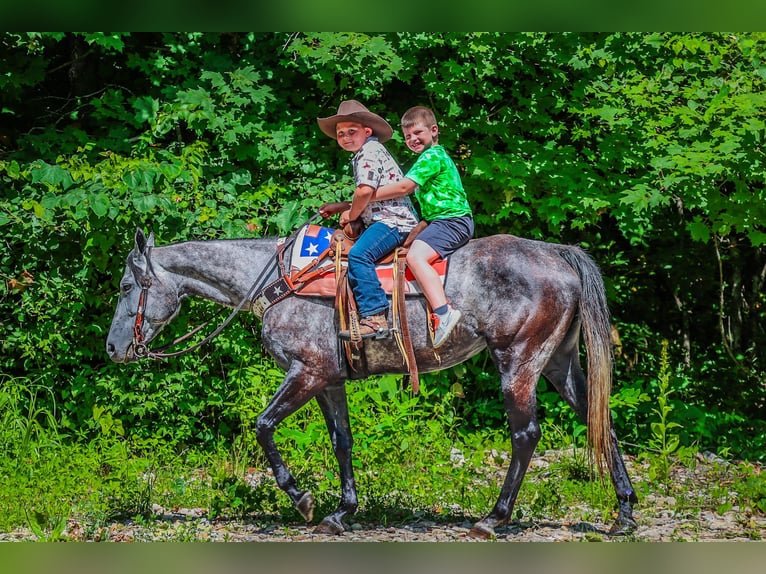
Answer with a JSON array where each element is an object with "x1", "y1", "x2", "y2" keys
[
  {"x1": 687, "y1": 219, "x2": 711, "y2": 243},
  {"x1": 62, "y1": 189, "x2": 86, "y2": 207},
  {"x1": 82, "y1": 32, "x2": 126, "y2": 51},
  {"x1": 272, "y1": 201, "x2": 303, "y2": 235},
  {"x1": 90, "y1": 193, "x2": 110, "y2": 217},
  {"x1": 123, "y1": 169, "x2": 157, "y2": 191},
  {"x1": 133, "y1": 96, "x2": 159, "y2": 123},
  {"x1": 3, "y1": 160, "x2": 21, "y2": 178},
  {"x1": 747, "y1": 229, "x2": 766, "y2": 247},
  {"x1": 133, "y1": 194, "x2": 158, "y2": 213},
  {"x1": 30, "y1": 161, "x2": 74, "y2": 190},
  {"x1": 650, "y1": 156, "x2": 676, "y2": 170}
]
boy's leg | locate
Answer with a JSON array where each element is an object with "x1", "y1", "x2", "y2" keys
[
  {"x1": 344, "y1": 222, "x2": 405, "y2": 337},
  {"x1": 408, "y1": 240, "x2": 462, "y2": 348},
  {"x1": 406, "y1": 240, "x2": 447, "y2": 310},
  {"x1": 407, "y1": 217, "x2": 473, "y2": 348},
  {"x1": 407, "y1": 216, "x2": 473, "y2": 307}
]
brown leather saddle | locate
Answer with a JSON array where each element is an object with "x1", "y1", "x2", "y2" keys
[
  {"x1": 330, "y1": 221, "x2": 428, "y2": 394},
  {"x1": 256, "y1": 221, "x2": 432, "y2": 393}
]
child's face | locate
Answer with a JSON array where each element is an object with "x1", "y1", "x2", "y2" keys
[
  {"x1": 335, "y1": 121, "x2": 372, "y2": 153},
  {"x1": 403, "y1": 121, "x2": 438, "y2": 154}
]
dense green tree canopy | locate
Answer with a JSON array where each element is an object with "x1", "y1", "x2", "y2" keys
[{"x1": 0, "y1": 32, "x2": 764, "y2": 459}]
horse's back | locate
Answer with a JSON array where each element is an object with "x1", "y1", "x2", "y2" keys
[
  {"x1": 447, "y1": 234, "x2": 583, "y2": 301},
  {"x1": 262, "y1": 233, "x2": 587, "y2": 377}
]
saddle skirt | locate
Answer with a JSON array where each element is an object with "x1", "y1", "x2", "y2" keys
[{"x1": 286, "y1": 224, "x2": 448, "y2": 297}]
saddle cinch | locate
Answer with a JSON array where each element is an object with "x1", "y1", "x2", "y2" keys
[{"x1": 252, "y1": 221, "x2": 441, "y2": 394}]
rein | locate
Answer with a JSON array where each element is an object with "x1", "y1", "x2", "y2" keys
[{"x1": 131, "y1": 214, "x2": 321, "y2": 360}]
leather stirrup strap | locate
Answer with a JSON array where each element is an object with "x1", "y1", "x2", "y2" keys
[
  {"x1": 426, "y1": 300, "x2": 441, "y2": 365},
  {"x1": 335, "y1": 238, "x2": 364, "y2": 372},
  {"x1": 392, "y1": 248, "x2": 420, "y2": 394}
]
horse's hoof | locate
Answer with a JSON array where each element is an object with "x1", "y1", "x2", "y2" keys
[
  {"x1": 296, "y1": 491, "x2": 314, "y2": 522},
  {"x1": 468, "y1": 521, "x2": 496, "y2": 540},
  {"x1": 608, "y1": 517, "x2": 637, "y2": 536},
  {"x1": 314, "y1": 517, "x2": 345, "y2": 535}
]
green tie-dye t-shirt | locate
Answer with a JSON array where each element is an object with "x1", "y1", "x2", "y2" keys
[{"x1": 405, "y1": 145, "x2": 472, "y2": 222}]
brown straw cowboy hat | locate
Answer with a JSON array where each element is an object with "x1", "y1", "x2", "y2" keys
[{"x1": 317, "y1": 100, "x2": 394, "y2": 143}]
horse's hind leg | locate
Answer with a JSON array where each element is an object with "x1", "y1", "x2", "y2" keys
[
  {"x1": 312, "y1": 383, "x2": 358, "y2": 534},
  {"x1": 470, "y1": 348, "x2": 543, "y2": 539},
  {"x1": 543, "y1": 342, "x2": 638, "y2": 534}
]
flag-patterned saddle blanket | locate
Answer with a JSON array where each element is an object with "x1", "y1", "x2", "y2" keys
[
  {"x1": 251, "y1": 223, "x2": 442, "y2": 394},
  {"x1": 288, "y1": 224, "x2": 447, "y2": 297}
]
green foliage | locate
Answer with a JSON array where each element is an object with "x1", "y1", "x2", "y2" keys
[
  {"x1": 0, "y1": 31, "x2": 763, "y2": 472},
  {"x1": 644, "y1": 340, "x2": 682, "y2": 483},
  {"x1": 209, "y1": 474, "x2": 279, "y2": 520},
  {"x1": 285, "y1": 33, "x2": 403, "y2": 98},
  {"x1": 732, "y1": 463, "x2": 766, "y2": 515},
  {"x1": 0, "y1": 376, "x2": 62, "y2": 461},
  {"x1": 25, "y1": 509, "x2": 69, "y2": 542},
  {"x1": 0, "y1": 362, "x2": 763, "y2": 537}
]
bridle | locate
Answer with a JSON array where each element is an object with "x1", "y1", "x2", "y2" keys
[
  {"x1": 129, "y1": 214, "x2": 320, "y2": 360},
  {"x1": 131, "y1": 272, "x2": 153, "y2": 358}
]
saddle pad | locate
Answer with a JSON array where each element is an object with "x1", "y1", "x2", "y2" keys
[
  {"x1": 286, "y1": 224, "x2": 448, "y2": 297},
  {"x1": 290, "y1": 224, "x2": 335, "y2": 268}
]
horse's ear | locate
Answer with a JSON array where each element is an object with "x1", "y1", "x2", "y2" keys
[
  {"x1": 131, "y1": 228, "x2": 153, "y2": 275},
  {"x1": 134, "y1": 227, "x2": 153, "y2": 254}
]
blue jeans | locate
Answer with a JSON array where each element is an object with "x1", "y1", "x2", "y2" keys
[{"x1": 347, "y1": 222, "x2": 408, "y2": 318}]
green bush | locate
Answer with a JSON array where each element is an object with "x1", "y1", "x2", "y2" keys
[{"x1": 0, "y1": 32, "x2": 764, "y2": 463}]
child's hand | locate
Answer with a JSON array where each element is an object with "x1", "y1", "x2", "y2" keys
[
  {"x1": 339, "y1": 209, "x2": 352, "y2": 226},
  {"x1": 318, "y1": 202, "x2": 349, "y2": 218}
]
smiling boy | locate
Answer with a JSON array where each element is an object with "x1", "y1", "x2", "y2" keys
[
  {"x1": 317, "y1": 100, "x2": 419, "y2": 339},
  {"x1": 372, "y1": 106, "x2": 474, "y2": 348}
]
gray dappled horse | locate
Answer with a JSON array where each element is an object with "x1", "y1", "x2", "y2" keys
[{"x1": 106, "y1": 227, "x2": 638, "y2": 538}]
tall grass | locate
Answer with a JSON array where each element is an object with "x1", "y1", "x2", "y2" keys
[{"x1": 1, "y1": 368, "x2": 763, "y2": 540}]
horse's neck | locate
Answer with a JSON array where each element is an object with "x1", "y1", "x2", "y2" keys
[{"x1": 154, "y1": 238, "x2": 280, "y2": 306}]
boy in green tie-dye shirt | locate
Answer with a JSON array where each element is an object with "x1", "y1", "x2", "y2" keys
[{"x1": 373, "y1": 106, "x2": 474, "y2": 348}]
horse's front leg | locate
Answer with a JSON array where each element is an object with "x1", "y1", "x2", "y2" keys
[
  {"x1": 312, "y1": 383, "x2": 358, "y2": 534},
  {"x1": 255, "y1": 361, "x2": 326, "y2": 523}
]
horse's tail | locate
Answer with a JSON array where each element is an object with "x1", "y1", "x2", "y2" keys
[{"x1": 560, "y1": 247, "x2": 614, "y2": 476}]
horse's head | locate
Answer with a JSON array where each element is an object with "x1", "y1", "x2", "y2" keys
[{"x1": 106, "y1": 228, "x2": 182, "y2": 363}]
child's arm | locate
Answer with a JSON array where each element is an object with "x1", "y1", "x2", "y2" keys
[
  {"x1": 339, "y1": 183, "x2": 375, "y2": 226},
  {"x1": 318, "y1": 201, "x2": 351, "y2": 218},
  {"x1": 373, "y1": 178, "x2": 417, "y2": 201}
]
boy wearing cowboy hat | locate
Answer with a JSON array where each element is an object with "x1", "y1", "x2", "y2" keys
[
  {"x1": 317, "y1": 100, "x2": 419, "y2": 339},
  {"x1": 371, "y1": 106, "x2": 474, "y2": 348}
]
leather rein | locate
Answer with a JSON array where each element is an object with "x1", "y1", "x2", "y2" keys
[{"x1": 130, "y1": 214, "x2": 321, "y2": 360}]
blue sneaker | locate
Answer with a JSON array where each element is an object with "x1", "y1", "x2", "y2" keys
[{"x1": 432, "y1": 307, "x2": 462, "y2": 348}]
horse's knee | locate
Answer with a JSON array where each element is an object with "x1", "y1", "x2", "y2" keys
[
  {"x1": 333, "y1": 440, "x2": 352, "y2": 457},
  {"x1": 320, "y1": 412, "x2": 353, "y2": 453},
  {"x1": 254, "y1": 416, "x2": 273, "y2": 444}
]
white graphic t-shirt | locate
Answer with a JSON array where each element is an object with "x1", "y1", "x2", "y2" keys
[{"x1": 352, "y1": 138, "x2": 419, "y2": 232}]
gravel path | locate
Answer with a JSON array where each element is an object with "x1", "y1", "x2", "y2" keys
[
  {"x1": 3, "y1": 451, "x2": 764, "y2": 542},
  {"x1": 80, "y1": 509, "x2": 764, "y2": 542}
]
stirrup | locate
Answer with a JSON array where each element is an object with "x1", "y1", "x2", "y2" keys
[
  {"x1": 338, "y1": 328, "x2": 389, "y2": 341},
  {"x1": 338, "y1": 315, "x2": 390, "y2": 341}
]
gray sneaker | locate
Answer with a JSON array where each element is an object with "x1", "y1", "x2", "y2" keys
[{"x1": 432, "y1": 307, "x2": 462, "y2": 349}]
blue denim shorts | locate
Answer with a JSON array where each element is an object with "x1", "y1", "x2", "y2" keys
[{"x1": 418, "y1": 216, "x2": 474, "y2": 258}]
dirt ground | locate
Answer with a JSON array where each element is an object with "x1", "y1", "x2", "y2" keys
[{"x1": 5, "y1": 449, "x2": 763, "y2": 543}]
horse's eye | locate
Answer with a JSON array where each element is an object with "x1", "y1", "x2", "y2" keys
[{"x1": 121, "y1": 283, "x2": 133, "y2": 295}]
